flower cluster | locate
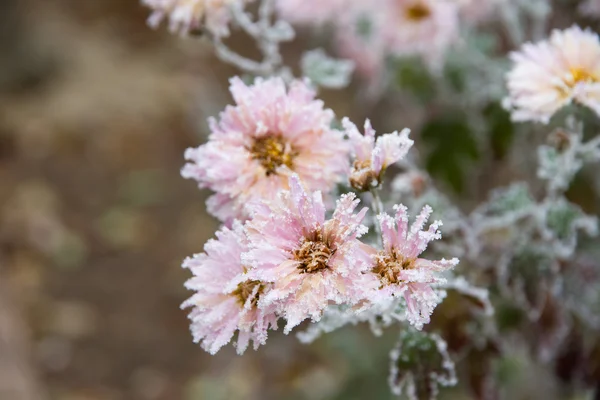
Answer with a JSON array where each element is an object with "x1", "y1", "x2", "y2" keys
[
  {"x1": 505, "y1": 25, "x2": 600, "y2": 123},
  {"x1": 178, "y1": 77, "x2": 458, "y2": 354}
]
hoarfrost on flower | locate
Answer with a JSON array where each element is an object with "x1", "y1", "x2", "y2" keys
[
  {"x1": 142, "y1": 0, "x2": 251, "y2": 37},
  {"x1": 243, "y1": 175, "x2": 373, "y2": 333},
  {"x1": 343, "y1": 118, "x2": 413, "y2": 191},
  {"x1": 365, "y1": 204, "x2": 459, "y2": 330},
  {"x1": 182, "y1": 77, "x2": 349, "y2": 222},
  {"x1": 504, "y1": 26, "x2": 600, "y2": 123},
  {"x1": 181, "y1": 221, "x2": 279, "y2": 355}
]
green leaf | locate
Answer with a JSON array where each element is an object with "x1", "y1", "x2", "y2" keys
[
  {"x1": 421, "y1": 113, "x2": 479, "y2": 193},
  {"x1": 394, "y1": 57, "x2": 437, "y2": 103},
  {"x1": 484, "y1": 102, "x2": 515, "y2": 160}
]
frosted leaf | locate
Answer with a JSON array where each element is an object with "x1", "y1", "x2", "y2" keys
[
  {"x1": 538, "y1": 198, "x2": 598, "y2": 259},
  {"x1": 563, "y1": 246, "x2": 600, "y2": 329},
  {"x1": 301, "y1": 49, "x2": 355, "y2": 89},
  {"x1": 537, "y1": 126, "x2": 600, "y2": 194},
  {"x1": 441, "y1": 276, "x2": 494, "y2": 317},
  {"x1": 471, "y1": 183, "x2": 536, "y2": 241},
  {"x1": 497, "y1": 244, "x2": 559, "y2": 319},
  {"x1": 388, "y1": 330, "x2": 457, "y2": 400}
]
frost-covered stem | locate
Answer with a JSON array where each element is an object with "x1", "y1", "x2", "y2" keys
[
  {"x1": 212, "y1": 35, "x2": 269, "y2": 75},
  {"x1": 213, "y1": 0, "x2": 293, "y2": 77},
  {"x1": 370, "y1": 188, "x2": 384, "y2": 241}
]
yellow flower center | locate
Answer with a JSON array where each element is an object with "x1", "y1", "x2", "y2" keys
[
  {"x1": 250, "y1": 135, "x2": 296, "y2": 176},
  {"x1": 294, "y1": 231, "x2": 334, "y2": 274},
  {"x1": 404, "y1": 2, "x2": 431, "y2": 21},
  {"x1": 567, "y1": 67, "x2": 598, "y2": 86},
  {"x1": 372, "y1": 251, "x2": 417, "y2": 285},
  {"x1": 231, "y1": 280, "x2": 264, "y2": 307}
]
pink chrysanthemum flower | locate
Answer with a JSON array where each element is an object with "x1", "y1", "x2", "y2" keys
[
  {"x1": 365, "y1": 205, "x2": 459, "y2": 329},
  {"x1": 505, "y1": 26, "x2": 600, "y2": 123},
  {"x1": 343, "y1": 118, "x2": 413, "y2": 191},
  {"x1": 243, "y1": 175, "x2": 373, "y2": 333},
  {"x1": 381, "y1": 0, "x2": 459, "y2": 68},
  {"x1": 142, "y1": 0, "x2": 249, "y2": 37},
  {"x1": 181, "y1": 221, "x2": 278, "y2": 354},
  {"x1": 182, "y1": 77, "x2": 349, "y2": 222}
]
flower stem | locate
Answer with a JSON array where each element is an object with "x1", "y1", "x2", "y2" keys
[{"x1": 370, "y1": 188, "x2": 384, "y2": 243}]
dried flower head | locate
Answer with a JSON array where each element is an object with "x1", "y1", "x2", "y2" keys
[
  {"x1": 181, "y1": 221, "x2": 278, "y2": 354},
  {"x1": 243, "y1": 175, "x2": 373, "y2": 333},
  {"x1": 182, "y1": 77, "x2": 349, "y2": 222},
  {"x1": 367, "y1": 205, "x2": 459, "y2": 329},
  {"x1": 343, "y1": 118, "x2": 413, "y2": 191},
  {"x1": 142, "y1": 0, "x2": 249, "y2": 37},
  {"x1": 505, "y1": 26, "x2": 600, "y2": 123}
]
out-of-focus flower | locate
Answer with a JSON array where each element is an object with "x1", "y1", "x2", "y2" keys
[
  {"x1": 142, "y1": 0, "x2": 250, "y2": 37},
  {"x1": 182, "y1": 77, "x2": 349, "y2": 222},
  {"x1": 579, "y1": 0, "x2": 600, "y2": 18},
  {"x1": 343, "y1": 118, "x2": 413, "y2": 191},
  {"x1": 181, "y1": 221, "x2": 279, "y2": 354},
  {"x1": 243, "y1": 175, "x2": 372, "y2": 333},
  {"x1": 504, "y1": 26, "x2": 600, "y2": 123},
  {"x1": 366, "y1": 205, "x2": 459, "y2": 329},
  {"x1": 381, "y1": 0, "x2": 460, "y2": 68},
  {"x1": 451, "y1": 0, "x2": 504, "y2": 23},
  {"x1": 275, "y1": 0, "x2": 351, "y2": 26}
]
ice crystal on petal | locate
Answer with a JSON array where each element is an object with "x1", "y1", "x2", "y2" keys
[
  {"x1": 142, "y1": 0, "x2": 251, "y2": 37},
  {"x1": 364, "y1": 204, "x2": 459, "y2": 330},
  {"x1": 389, "y1": 330, "x2": 457, "y2": 400},
  {"x1": 181, "y1": 221, "x2": 279, "y2": 354},
  {"x1": 244, "y1": 175, "x2": 373, "y2": 334},
  {"x1": 504, "y1": 26, "x2": 600, "y2": 123},
  {"x1": 182, "y1": 77, "x2": 349, "y2": 222},
  {"x1": 343, "y1": 118, "x2": 413, "y2": 191}
]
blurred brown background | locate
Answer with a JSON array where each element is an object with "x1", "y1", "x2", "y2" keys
[{"x1": 0, "y1": 1, "x2": 403, "y2": 399}]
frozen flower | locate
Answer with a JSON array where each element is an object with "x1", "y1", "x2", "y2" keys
[
  {"x1": 366, "y1": 205, "x2": 459, "y2": 329},
  {"x1": 504, "y1": 26, "x2": 600, "y2": 124},
  {"x1": 243, "y1": 175, "x2": 373, "y2": 333},
  {"x1": 343, "y1": 118, "x2": 413, "y2": 191},
  {"x1": 381, "y1": 0, "x2": 460, "y2": 68},
  {"x1": 181, "y1": 221, "x2": 278, "y2": 354},
  {"x1": 182, "y1": 77, "x2": 349, "y2": 222},
  {"x1": 142, "y1": 0, "x2": 249, "y2": 37}
]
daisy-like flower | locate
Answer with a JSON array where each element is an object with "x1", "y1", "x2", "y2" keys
[
  {"x1": 505, "y1": 26, "x2": 600, "y2": 124},
  {"x1": 182, "y1": 77, "x2": 349, "y2": 222},
  {"x1": 243, "y1": 175, "x2": 373, "y2": 333},
  {"x1": 380, "y1": 0, "x2": 460, "y2": 68},
  {"x1": 343, "y1": 118, "x2": 413, "y2": 192},
  {"x1": 366, "y1": 205, "x2": 459, "y2": 329},
  {"x1": 142, "y1": 0, "x2": 249, "y2": 37},
  {"x1": 181, "y1": 221, "x2": 279, "y2": 354}
]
